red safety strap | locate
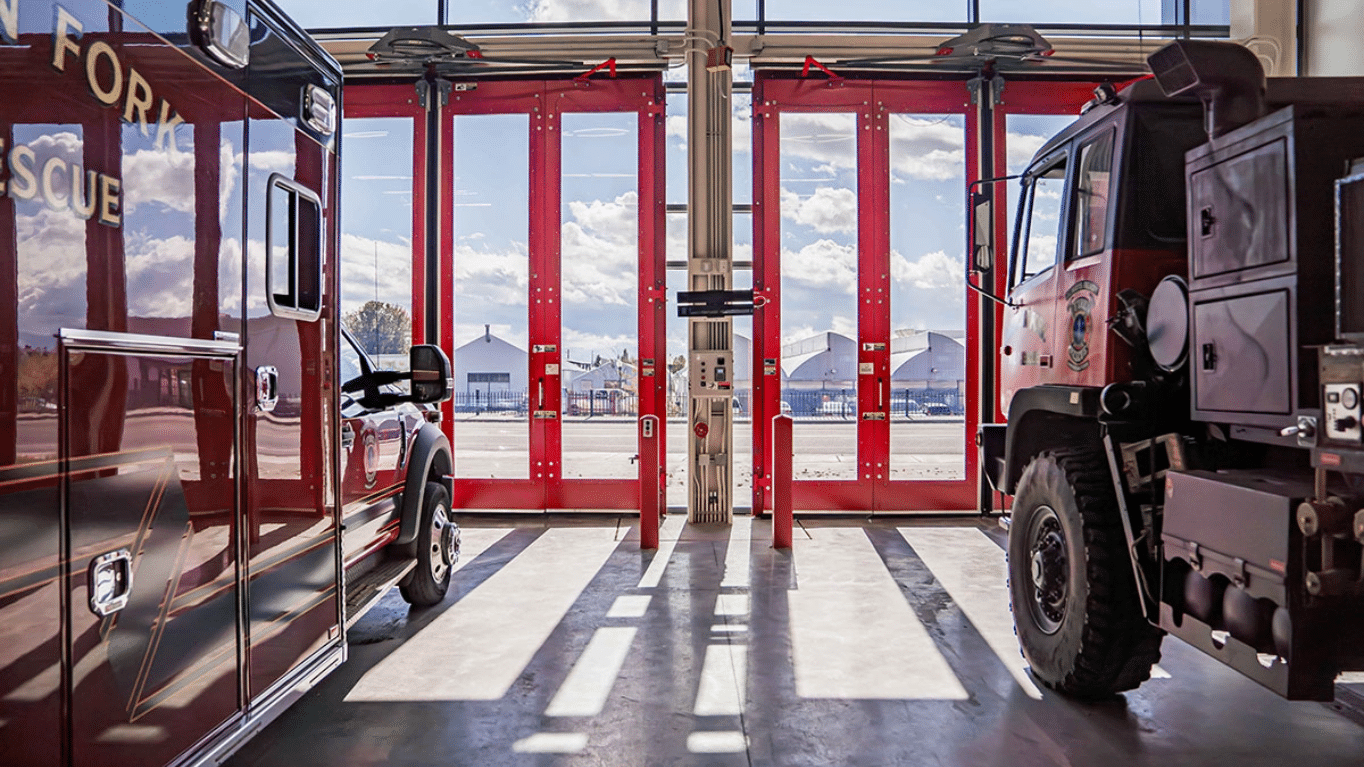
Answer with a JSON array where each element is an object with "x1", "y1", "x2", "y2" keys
[
  {"x1": 574, "y1": 57, "x2": 617, "y2": 83},
  {"x1": 801, "y1": 55, "x2": 844, "y2": 83}
]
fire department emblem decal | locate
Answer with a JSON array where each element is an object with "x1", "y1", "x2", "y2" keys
[{"x1": 1065, "y1": 281, "x2": 1100, "y2": 372}]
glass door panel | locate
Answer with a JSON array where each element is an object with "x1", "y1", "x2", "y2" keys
[
  {"x1": 560, "y1": 112, "x2": 639, "y2": 480},
  {"x1": 452, "y1": 114, "x2": 530, "y2": 479},
  {"x1": 778, "y1": 112, "x2": 859, "y2": 481},
  {"x1": 340, "y1": 117, "x2": 415, "y2": 356},
  {"x1": 887, "y1": 113, "x2": 967, "y2": 481}
]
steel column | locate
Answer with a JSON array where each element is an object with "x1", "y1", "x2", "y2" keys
[{"x1": 686, "y1": 0, "x2": 735, "y2": 523}]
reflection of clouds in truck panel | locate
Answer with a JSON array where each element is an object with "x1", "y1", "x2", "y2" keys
[
  {"x1": 125, "y1": 233, "x2": 193, "y2": 317},
  {"x1": 218, "y1": 237, "x2": 243, "y2": 315},
  {"x1": 22, "y1": 130, "x2": 82, "y2": 162},
  {"x1": 15, "y1": 205, "x2": 86, "y2": 346},
  {"x1": 218, "y1": 139, "x2": 242, "y2": 220},
  {"x1": 781, "y1": 186, "x2": 856, "y2": 235},
  {"x1": 122, "y1": 148, "x2": 194, "y2": 214}
]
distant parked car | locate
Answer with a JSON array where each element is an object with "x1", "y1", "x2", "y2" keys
[{"x1": 921, "y1": 402, "x2": 952, "y2": 416}]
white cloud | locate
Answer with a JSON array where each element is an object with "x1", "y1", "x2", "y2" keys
[
  {"x1": 454, "y1": 240, "x2": 530, "y2": 308},
  {"x1": 1006, "y1": 130, "x2": 1049, "y2": 170},
  {"x1": 891, "y1": 249, "x2": 964, "y2": 294},
  {"x1": 781, "y1": 239, "x2": 857, "y2": 293},
  {"x1": 889, "y1": 115, "x2": 964, "y2": 182},
  {"x1": 340, "y1": 233, "x2": 416, "y2": 312},
  {"x1": 780, "y1": 113, "x2": 857, "y2": 171},
  {"x1": 560, "y1": 192, "x2": 638, "y2": 307},
  {"x1": 665, "y1": 97, "x2": 751, "y2": 154},
  {"x1": 781, "y1": 185, "x2": 856, "y2": 234},
  {"x1": 521, "y1": 0, "x2": 683, "y2": 22}
]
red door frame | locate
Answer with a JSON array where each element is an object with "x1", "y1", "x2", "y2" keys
[
  {"x1": 441, "y1": 76, "x2": 666, "y2": 511},
  {"x1": 751, "y1": 74, "x2": 979, "y2": 512}
]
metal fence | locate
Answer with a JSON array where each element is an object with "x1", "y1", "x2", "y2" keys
[{"x1": 453, "y1": 387, "x2": 962, "y2": 419}]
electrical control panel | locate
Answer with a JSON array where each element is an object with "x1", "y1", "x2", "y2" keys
[
  {"x1": 1324, "y1": 382, "x2": 1362, "y2": 443},
  {"x1": 1318, "y1": 344, "x2": 1364, "y2": 446},
  {"x1": 689, "y1": 352, "x2": 733, "y2": 396}
]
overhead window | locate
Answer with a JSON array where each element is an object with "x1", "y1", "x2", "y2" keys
[
  {"x1": 267, "y1": 174, "x2": 323, "y2": 321},
  {"x1": 1070, "y1": 130, "x2": 1114, "y2": 259}
]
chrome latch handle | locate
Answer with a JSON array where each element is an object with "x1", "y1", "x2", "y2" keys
[
  {"x1": 256, "y1": 365, "x2": 279, "y2": 412},
  {"x1": 88, "y1": 549, "x2": 133, "y2": 617}
]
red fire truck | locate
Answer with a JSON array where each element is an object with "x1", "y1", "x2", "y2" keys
[{"x1": 0, "y1": 1, "x2": 454, "y2": 765}]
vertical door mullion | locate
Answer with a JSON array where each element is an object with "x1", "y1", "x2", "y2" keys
[
  {"x1": 528, "y1": 89, "x2": 557, "y2": 511},
  {"x1": 857, "y1": 103, "x2": 891, "y2": 509},
  {"x1": 752, "y1": 80, "x2": 781, "y2": 514},
  {"x1": 639, "y1": 87, "x2": 668, "y2": 511}
]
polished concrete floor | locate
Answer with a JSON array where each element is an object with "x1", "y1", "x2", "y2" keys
[{"x1": 227, "y1": 516, "x2": 1364, "y2": 767}]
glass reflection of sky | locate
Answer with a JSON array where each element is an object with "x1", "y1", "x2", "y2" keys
[{"x1": 272, "y1": 0, "x2": 1225, "y2": 28}]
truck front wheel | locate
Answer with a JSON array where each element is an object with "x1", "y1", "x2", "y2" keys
[
  {"x1": 1008, "y1": 448, "x2": 1163, "y2": 698},
  {"x1": 399, "y1": 481, "x2": 460, "y2": 607}
]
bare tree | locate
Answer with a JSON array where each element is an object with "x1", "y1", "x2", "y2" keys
[{"x1": 343, "y1": 301, "x2": 411, "y2": 355}]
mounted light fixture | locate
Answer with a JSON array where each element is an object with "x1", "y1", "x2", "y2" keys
[
  {"x1": 193, "y1": 0, "x2": 250, "y2": 70},
  {"x1": 367, "y1": 27, "x2": 482, "y2": 64},
  {"x1": 303, "y1": 83, "x2": 337, "y2": 135}
]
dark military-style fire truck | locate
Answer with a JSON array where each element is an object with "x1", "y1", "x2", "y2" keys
[
  {"x1": 0, "y1": 1, "x2": 455, "y2": 765},
  {"x1": 980, "y1": 40, "x2": 1364, "y2": 701}
]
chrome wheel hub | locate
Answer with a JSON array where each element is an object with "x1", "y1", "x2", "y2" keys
[
  {"x1": 1026, "y1": 505, "x2": 1068, "y2": 635},
  {"x1": 429, "y1": 504, "x2": 458, "y2": 582}
]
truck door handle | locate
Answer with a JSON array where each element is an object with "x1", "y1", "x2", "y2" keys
[
  {"x1": 88, "y1": 549, "x2": 133, "y2": 617},
  {"x1": 877, "y1": 378, "x2": 884, "y2": 409},
  {"x1": 341, "y1": 422, "x2": 355, "y2": 449},
  {"x1": 1201, "y1": 343, "x2": 1217, "y2": 371},
  {"x1": 256, "y1": 366, "x2": 279, "y2": 412},
  {"x1": 538, "y1": 378, "x2": 545, "y2": 408}
]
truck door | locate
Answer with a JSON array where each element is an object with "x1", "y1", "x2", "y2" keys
[
  {"x1": 338, "y1": 332, "x2": 411, "y2": 565},
  {"x1": 1000, "y1": 151, "x2": 1069, "y2": 411},
  {"x1": 241, "y1": 7, "x2": 341, "y2": 702}
]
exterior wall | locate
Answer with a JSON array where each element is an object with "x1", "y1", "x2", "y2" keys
[{"x1": 1304, "y1": 0, "x2": 1364, "y2": 75}]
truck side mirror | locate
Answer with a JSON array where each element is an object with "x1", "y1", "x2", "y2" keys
[
  {"x1": 971, "y1": 192, "x2": 993, "y2": 272},
  {"x1": 409, "y1": 345, "x2": 451, "y2": 404}
]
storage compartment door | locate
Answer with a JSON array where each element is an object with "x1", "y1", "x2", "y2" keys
[
  {"x1": 1189, "y1": 139, "x2": 1290, "y2": 279},
  {"x1": 65, "y1": 347, "x2": 240, "y2": 767},
  {"x1": 1193, "y1": 290, "x2": 1291, "y2": 414}
]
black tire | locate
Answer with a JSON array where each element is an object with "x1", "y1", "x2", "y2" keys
[
  {"x1": 399, "y1": 481, "x2": 459, "y2": 607},
  {"x1": 1008, "y1": 448, "x2": 1163, "y2": 698}
]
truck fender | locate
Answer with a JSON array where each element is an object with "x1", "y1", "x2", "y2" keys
[
  {"x1": 999, "y1": 385, "x2": 1105, "y2": 494},
  {"x1": 395, "y1": 423, "x2": 452, "y2": 548}
]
